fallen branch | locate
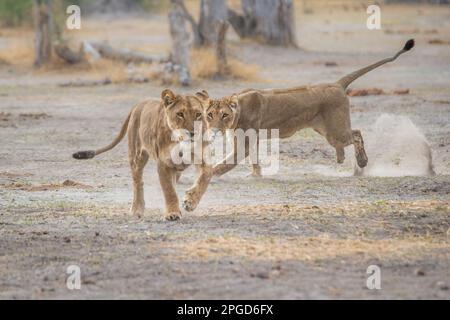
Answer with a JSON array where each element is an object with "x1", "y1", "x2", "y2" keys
[
  {"x1": 55, "y1": 40, "x2": 168, "y2": 65},
  {"x1": 59, "y1": 78, "x2": 112, "y2": 87},
  {"x1": 89, "y1": 42, "x2": 168, "y2": 64},
  {"x1": 54, "y1": 43, "x2": 86, "y2": 64},
  {"x1": 58, "y1": 75, "x2": 151, "y2": 87}
]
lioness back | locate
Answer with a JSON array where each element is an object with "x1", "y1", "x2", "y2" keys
[{"x1": 128, "y1": 99, "x2": 171, "y2": 160}]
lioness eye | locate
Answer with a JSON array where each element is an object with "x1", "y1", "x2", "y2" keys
[
  {"x1": 176, "y1": 112, "x2": 184, "y2": 118},
  {"x1": 196, "y1": 113, "x2": 202, "y2": 119},
  {"x1": 207, "y1": 112, "x2": 213, "y2": 119},
  {"x1": 222, "y1": 113, "x2": 229, "y2": 119}
]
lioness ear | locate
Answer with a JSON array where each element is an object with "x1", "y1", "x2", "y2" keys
[
  {"x1": 161, "y1": 89, "x2": 176, "y2": 107},
  {"x1": 195, "y1": 90, "x2": 210, "y2": 107},
  {"x1": 230, "y1": 94, "x2": 238, "y2": 110}
]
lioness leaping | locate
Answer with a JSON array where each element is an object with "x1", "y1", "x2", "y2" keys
[
  {"x1": 182, "y1": 39, "x2": 415, "y2": 212},
  {"x1": 73, "y1": 89, "x2": 210, "y2": 221},
  {"x1": 214, "y1": 39, "x2": 415, "y2": 177}
]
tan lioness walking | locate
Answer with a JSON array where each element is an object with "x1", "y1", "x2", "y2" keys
[{"x1": 73, "y1": 89, "x2": 210, "y2": 220}]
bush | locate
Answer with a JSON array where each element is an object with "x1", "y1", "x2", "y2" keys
[{"x1": 0, "y1": 0, "x2": 33, "y2": 27}]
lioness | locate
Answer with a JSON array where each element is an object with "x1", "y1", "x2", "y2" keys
[
  {"x1": 182, "y1": 40, "x2": 415, "y2": 212},
  {"x1": 73, "y1": 89, "x2": 210, "y2": 220}
]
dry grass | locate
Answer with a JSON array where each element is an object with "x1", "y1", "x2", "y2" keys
[
  {"x1": 0, "y1": 39, "x2": 150, "y2": 84},
  {"x1": 0, "y1": 38, "x2": 34, "y2": 67},
  {"x1": 1, "y1": 180, "x2": 93, "y2": 192},
  {"x1": 0, "y1": 57, "x2": 9, "y2": 65},
  {"x1": 194, "y1": 200, "x2": 450, "y2": 219},
  {"x1": 191, "y1": 48, "x2": 260, "y2": 81},
  {"x1": 0, "y1": 24, "x2": 151, "y2": 84},
  {"x1": 152, "y1": 199, "x2": 449, "y2": 263},
  {"x1": 89, "y1": 59, "x2": 128, "y2": 84},
  {"x1": 0, "y1": 38, "x2": 262, "y2": 85},
  {"x1": 162, "y1": 235, "x2": 449, "y2": 263},
  {"x1": 0, "y1": 14, "x2": 260, "y2": 84},
  {"x1": 32, "y1": 56, "x2": 135, "y2": 84}
]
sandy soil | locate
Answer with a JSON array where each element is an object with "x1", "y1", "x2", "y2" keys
[{"x1": 0, "y1": 2, "x2": 449, "y2": 299}]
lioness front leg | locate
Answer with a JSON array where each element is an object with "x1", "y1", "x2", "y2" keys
[
  {"x1": 182, "y1": 165, "x2": 213, "y2": 212},
  {"x1": 157, "y1": 163, "x2": 182, "y2": 221}
]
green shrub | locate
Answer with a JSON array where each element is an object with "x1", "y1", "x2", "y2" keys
[
  {"x1": 0, "y1": 0, "x2": 33, "y2": 27},
  {"x1": 0, "y1": 0, "x2": 170, "y2": 28},
  {"x1": 135, "y1": 0, "x2": 169, "y2": 12}
]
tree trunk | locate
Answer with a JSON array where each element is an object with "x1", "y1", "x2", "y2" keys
[
  {"x1": 33, "y1": 0, "x2": 53, "y2": 67},
  {"x1": 168, "y1": 1, "x2": 191, "y2": 86},
  {"x1": 215, "y1": 21, "x2": 230, "y2": 78},
  {"x1": 228, "y1": 0, "x2": 297, "y2": 47},
  {"x1": 172, "y1": 0, "x2": 203, "y2": 47},
  {"x1": 198, "y1": 0, "x2": 228, "y2": 46}
]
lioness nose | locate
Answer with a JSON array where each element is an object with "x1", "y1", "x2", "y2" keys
[{"x1": 188, "y1": 131, "x2": 194, "y2": 138}]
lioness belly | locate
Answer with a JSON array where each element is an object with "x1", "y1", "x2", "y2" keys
[{"x1": 259, "y1": 91, "x2": 322, "y2": 132}]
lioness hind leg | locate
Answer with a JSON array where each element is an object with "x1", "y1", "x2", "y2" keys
[
  {"x1": 312, "y1": 116, "x2": 347, "y2": 164},
  {"x1": 130, "y1": 150, "x2": 149, "y2": 218},
  {"x1": 321, "y1": 99, "x2": 355, "y2": 165},
  {"x1": 352, "y1": 130, "x2": 368, "y2": 168},
  {"x1": 250, "y1": 164, "x2": 262, "y2": 177},
  {"x1": 325, "y1": 130, "x2": 352, "y2": 165},
  {"x1": 336, "y1": 147, "x2": 345, "y2": 164},
  {"x1": 249, "y1": 139, "x2": 262, "y2": 177},
  {"x1": 213, "y1": 137, "x2": 252, "y2": 177},
  {"x1": 327, "y1": 130, "x2": 368, "y2": 168}
]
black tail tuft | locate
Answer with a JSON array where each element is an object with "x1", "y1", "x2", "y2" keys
[
  {"x1": 73, "y1": 150, "x2": 96, "y2": 160},
  {"x1": 403, "y1": 39, "x2": 415, "y2": 51}
]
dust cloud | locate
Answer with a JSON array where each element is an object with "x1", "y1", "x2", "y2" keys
[{"x1": 354, "y1": 114, "x2": 435, "y2": 177}]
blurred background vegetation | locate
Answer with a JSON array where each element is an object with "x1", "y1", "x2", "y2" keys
[
  {"x1": 0, "y1": 0, "x2": 169, "y2": 27},
  {"x1": 1, "y1": 0, "x2": 448, "y2": 82},
  {"x1": 0, "y1": 0, "x2": 33, "y2": 27}
]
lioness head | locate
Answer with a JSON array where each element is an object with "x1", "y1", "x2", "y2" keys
[
  {"x1": 161, "y1": 89, "x2": 210, "y2": 141},
  {"x1": 203, "y1": 93, "x2": 239, "y2": 139}
]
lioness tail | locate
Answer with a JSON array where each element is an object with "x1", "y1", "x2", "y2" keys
[
  {"x1": 337, "y1": 39, "x2": 414, "y2": 90},
  {"x1": 73, "y1": 111, "x2": 132, "y2": 160}
]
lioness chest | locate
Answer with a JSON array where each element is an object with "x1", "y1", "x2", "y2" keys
[{"x1": 130, "y1": 100, "x2": 191, "y2": 171}]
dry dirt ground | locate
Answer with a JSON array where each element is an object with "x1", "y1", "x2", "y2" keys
[{"x1": 0, "y1": 2, "x2": 449, "y2": 299}]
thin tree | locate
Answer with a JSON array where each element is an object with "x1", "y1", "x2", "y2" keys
[
  {"x1": 228, "y1": 0, "x2": 297, "y2": 47},
  {"x1": 168, "y1": 0, "x2": 191, "y2": 86},
  {"x1": 175, "y1": 0, "x2": 228, "y2": 47},
  {"x1": 33, "y1": 0, "x2": 53, "y2": 67}
]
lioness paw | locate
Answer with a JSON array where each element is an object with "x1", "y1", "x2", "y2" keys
[
  {"x1": 165, "y1": 211, "x2": 182, "y2": 221},
  {"x1": 182, "y1": 198, "x2": 197, "y2": 212},
  {"x1": 247, "y1": 171, "x2": 262, "y2": 178},
  {"x1": 130, "y1": 206, "x2": 145, "y2": 219},
  {"x1": 357, "y1": 153, "x2": 368, "y2": 168}
]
